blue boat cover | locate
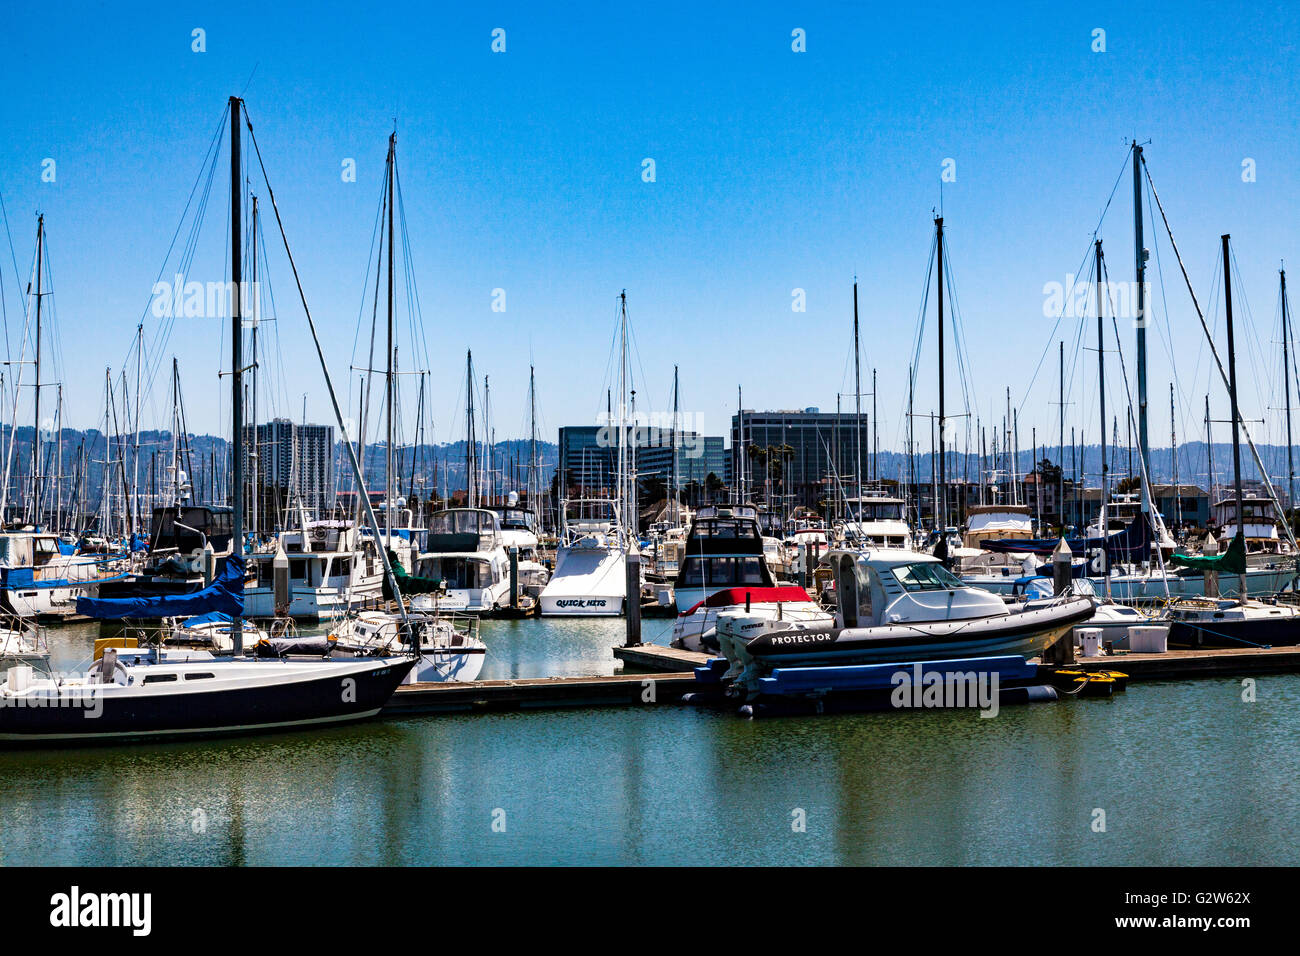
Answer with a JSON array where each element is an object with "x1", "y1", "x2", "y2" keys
[
  {"x1": 981, "y1": 513, "x2": 1153, "y2": 561},
  {"x1": 180, "y1": 611, "x2": 235, "y2": 628},
  {"x1": 75, "y1": 554, "x2": 245, "y2": 620}
]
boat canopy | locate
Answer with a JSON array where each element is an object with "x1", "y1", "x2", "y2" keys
[{"x1": 75, "y1": 554, "x2": 245, "y2": 619}]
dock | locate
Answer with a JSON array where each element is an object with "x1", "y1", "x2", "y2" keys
[
  {"x1": 613, "y1": 643, "x2": 710, "y2": 672},
  {"x1": 615, "y1": 639, "x2": 1300, "y2": 683},
  {"x1": 384, "y1": 671, "x2": 698, "y2": 715}
]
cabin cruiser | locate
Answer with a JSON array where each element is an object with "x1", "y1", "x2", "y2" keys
[
  {"x1": 0, "y1": 529, "x2": 130, "y2": 619},
  {"x1": 715, "y1": 547, "x2": 1095, "y2": 697},
  {"x1": 539, "y1": 499, "x2": 629, "y2": 616},
  {"x1": 673, "y1": 505, "x2": 772, "y2": 613},
  {"x1": 243, "y1": 521, "x2": 384, "y2": 619},
  {"x1": 1212, "y1": 493, "x2": 1291, "y2": 555},
  {"x1": 841, "y1": 495, "x2": 914, "y2": 549},
  {"x1": 411, "y1": 508, "x2": 518, "y2": 615}
]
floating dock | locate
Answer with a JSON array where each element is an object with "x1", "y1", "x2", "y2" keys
[
  {"x1": 370, "y1": 641, "x2": 1300, "y2": 718},
  {"x1": 614, "y1": 640, "x2": 1300, "y2": 682},
  {"x1": 384, "y1": 671, "x2": 698, "y2": 715}
]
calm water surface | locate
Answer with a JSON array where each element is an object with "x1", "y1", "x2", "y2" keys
[{"x1": 1, "y1": 616, "x2": 1295, "y2": 865}]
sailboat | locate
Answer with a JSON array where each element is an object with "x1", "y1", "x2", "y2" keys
[
  {"x1": 539, "y1": 291, "x2": 637, "y2": 616},
  {"x1": 0, "y1": 97, "x2": 415, "y2": 745},
  {"x1": 1166, "y1": 235, "x2": 1300, "y2": 648}
]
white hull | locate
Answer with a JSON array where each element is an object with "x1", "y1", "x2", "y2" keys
[{"x1": 539, "y1": 545, "x2": 627, "y2": 616}]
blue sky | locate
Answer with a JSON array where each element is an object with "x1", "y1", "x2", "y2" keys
[{"x1": 2, "y1": 0, "x2": 1298, "y2": 471}]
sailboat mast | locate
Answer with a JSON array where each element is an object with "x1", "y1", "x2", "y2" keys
[
  {"x1": 935, "y1": 216, "x2": 946, "y2": 531},
  {"x1": 33, "y1": 215, "x2": 43, "y2": 527},
  {"x1": 1095, "y1": 239, "x2": 1109, "y2": 586},
  {"x1": 465, "y1": 351, "x2": 476, "y2": 508},
  {"x1": 1222, "y1": 234, "x2": 1247, "y2": 599},
  {"x1": 853, "y1": 279, "x2": 863, "y2": 511},
  {"x1": 229, "y1": 94, "x2": 246, "y2": 656},
  {"x1": 385, "y1": 132, "x2": 395, "y2": 541},
  {"x1": 1282, "y1": 267, "x2": 1295, "y2": 512},
  {"x1": 671, "y1": 364, "x2": 679, "y2": 525},
  {"x1": 1171, "y1": 384, "x2": 1180, "y2": 527},
  {"x1": 1058, "y1": 341, "x2": 1065, "y2": 530},
  {"x1": 250, "y1": 195, "x2": 260, "y2": 535},
  {"x1": 1133, "y1": 142, "x2": 1151, "y2": 518},
  {"x1": 617, "y1": 290, "x2": 629, "y2": 533}
]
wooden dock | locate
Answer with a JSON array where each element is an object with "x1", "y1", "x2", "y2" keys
[
  {"x1": 612, "y1": 643, "x2": 710, "y2": 672},
  {"x1": 616, "y1": 639, "x2": 1300, "y2": 684},
  {"x1": 371, "y1": 641, "x2": 1300, "y2": 719},
  {"x1": 1062, "y1": 644, "x2": 1300, "y2": 680}
]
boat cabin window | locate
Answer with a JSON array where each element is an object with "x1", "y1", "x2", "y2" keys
[
  {"x1": 891, "y1": 562, "x2": 964, "y2": 592},
  {"x1": 184, "y1": 672, "x2": 215, "y2": 681},
  {"x1": 691, "y1": 519, "x2": 761, "y2": 542},
  {"x1": 834, "y1": 555, "x2": 874, "y2": 628},
  {"x1": 679, "y1": 556, "x2": 767, "y2": 588},
  {"x1": 142, "y1": 673, "x2": 179, "y2": 684},
  {"x1": 419, "y1": 556, "x2": 491, "y2": 589}
]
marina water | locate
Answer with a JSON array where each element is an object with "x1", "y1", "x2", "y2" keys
[{"x1": 0, "y1": 617, "x2": 1295, "y2": 866}]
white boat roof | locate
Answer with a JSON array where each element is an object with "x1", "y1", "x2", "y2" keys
[{"x1": 822, "y1": 547, "x2": 938, "y2": 569}]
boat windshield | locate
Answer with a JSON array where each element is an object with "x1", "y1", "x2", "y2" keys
[{"x1": 891, "y1": 562, "x2": 964, "y2": 592}]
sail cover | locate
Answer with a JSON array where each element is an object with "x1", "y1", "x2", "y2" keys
[
  {"x1": 1169, "y1": 532, "x2": 1247, "y2": 575},
  {"x1": 382, "y1": 551, "x2": 444, "y2": 599},
  {"x1": 75, "y1": 554, "x2": 246, "y2": 619}
]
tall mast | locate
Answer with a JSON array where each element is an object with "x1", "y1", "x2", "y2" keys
[
  {"x1": 1133, "y1": 142, "x2": 1151, "y2": 518},
  {"x1": 1095, "y1": 239, "x2": 1109, "y2": 589},
  {"x1": 250, "y1": 195, "x2": 260, "y2": 535},
  {"x1": 229, "y1": 94, "x2": 245, "y2": 656},
  {"x1": 1222, "y1": 234, "x2": 1247, "y2": 599},
  {"x1": 616, "y1": 290, "x2": 629, "y2": 533},
  {"x1": 465, "y1": 351, "x2": 476, "y2": 507},
  {"x1": 1171, "y1": 383, "x2": 1180, "y2": 527},
  {"x1": 871, "y1": 367, "x2": 878, "y2": 484},
  {"x1": 1058, "y1": 341, "x2": 1065, "y2": 530},
  {"x1": 33, "y1": 215, "x2": 44, "y2": 526},
  {"x1": 853, "y1": 279, "x2": 863, "y2": 510},
  {"x1": 934, "y1": 218, "x2": 946, "y2": 529},
  {"x1": 1205, "y1": 394, "x2": 1214, "y2": 498},
  {"x1": 907, "y1": 366, "x2": 915, "y2": 524},
  {"x1": 528, "y1": 364, "x2": 538, "y2": 519},
  {"x1": 385, "y1": 131, "x2": 395, "y2": 541},
  {"x1": 1282, "y1": 266, "x2": 1295, "y2": 513},
  {"x1": 671, "y1": 364, "x2": 680, "y2": 524}
]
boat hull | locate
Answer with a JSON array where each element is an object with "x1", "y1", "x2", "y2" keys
[
  {"x1": 0, "y1": 657, "x2": 415, "y2": 746},
  {"x1": 742, "y1": 598, "x2": 1096, "y2": 668}
]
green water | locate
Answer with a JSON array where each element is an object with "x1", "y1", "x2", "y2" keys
[{"x1": 0, "y1": 616, "x2": 1295, "y2": 865}]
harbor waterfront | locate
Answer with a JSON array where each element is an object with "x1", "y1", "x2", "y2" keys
[{"x1": 0, "y1": 616, "x2": 1292, "y2": 866}]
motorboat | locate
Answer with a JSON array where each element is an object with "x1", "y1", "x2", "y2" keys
[
  {"x1": 0, "y1": 529, "x2": 131, "y2": 619},
  {"x1": 840, "y1": 495, "x2": 914, "y2": 549},
  {"x1": 673, "y1": 505, "x2": 773, "y2": 613},
  {"x1": 671, "y1": 584, "x2": 832, "y2": 653},
  {"x1": 411, "y1": 508, "x2": 517, "y2": 614},
  {"x1": 243, "y1": 520, "x2": 384, "y2": 619},
  {"x1": 715, "y1": 547, "x2": 1095, "y2": 697},
  {"x1": 539, "y1": 498, "x2": 629, "y2": 616}
]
